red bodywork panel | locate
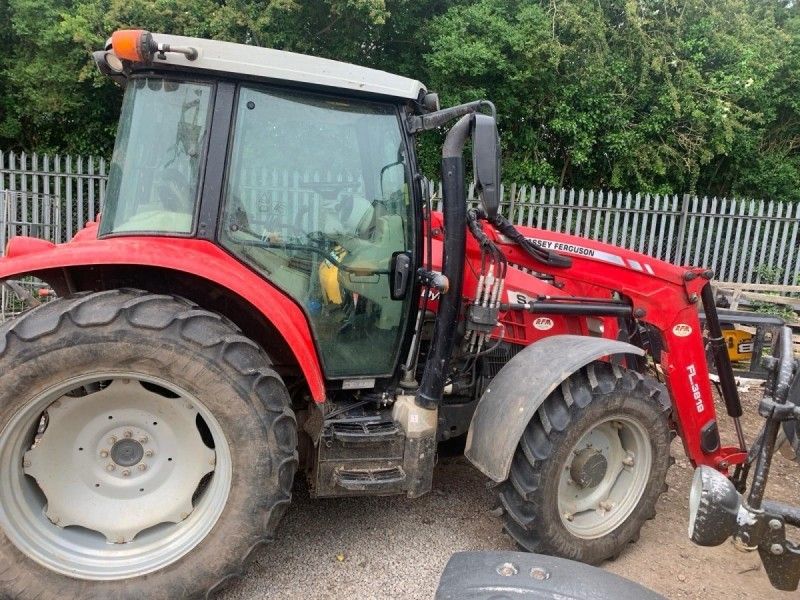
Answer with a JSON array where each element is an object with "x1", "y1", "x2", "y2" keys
[{"x1": 0, "y1": 223, "x2": 326, "y2": 401}]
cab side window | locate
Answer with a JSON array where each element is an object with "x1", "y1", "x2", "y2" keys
[{"x1": 220, "y1": 86, "x2": 413, "y2": 378}]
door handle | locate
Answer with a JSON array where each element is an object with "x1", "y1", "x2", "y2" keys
[{"x1": 390, "y1": 252, "x2": 412, "y2": 300}]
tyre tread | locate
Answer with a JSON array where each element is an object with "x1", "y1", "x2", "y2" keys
[
  {"x1": 499, "y1": 361, "x2": 671, "y2": 564},
  {"x1": 0, "y1": 289, "x2": 298, "y2": 599}
]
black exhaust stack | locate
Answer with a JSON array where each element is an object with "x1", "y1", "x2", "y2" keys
[{"x1": 417, "y1": 114, "x2": 472, "y2": 409}]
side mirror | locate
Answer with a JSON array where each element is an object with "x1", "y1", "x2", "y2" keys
[{"x1": 472, "y1": 113, "x2": 501, "y2": 220}]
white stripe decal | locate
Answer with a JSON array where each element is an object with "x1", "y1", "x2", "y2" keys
[
  {"x1": 628, "y1": 259, "x2": 643, "y2": 271},
  {"x1": 527, "y1": 237, "x2": 626, "y2": 267},
  {"x1": 644, "y1": 264, "x2": 655, "y2": 275}
]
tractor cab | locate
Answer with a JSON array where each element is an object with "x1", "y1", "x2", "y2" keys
[{"x1": 96, "y1": 32, "x2": 425, "y2": 380}]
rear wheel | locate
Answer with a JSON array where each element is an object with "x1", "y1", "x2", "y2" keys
[
  {"x1": 498, "y1": 361, "x2": 671, "y2": 564},
  {"x1": 0, "y1": 290, "x2": 297, "y2": 599}
]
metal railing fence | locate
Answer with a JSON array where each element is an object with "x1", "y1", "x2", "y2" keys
[{"x1": 1, "y1": 149, "x2": 799, "y2": 288}]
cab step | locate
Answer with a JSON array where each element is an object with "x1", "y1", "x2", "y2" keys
[
  {"x1": 328, "y1": 419, "x2": 401, "y2": 444},
  {"x1": 334, "y1": 466, "x2": 406, "y2": 492},
  {"x1": 312, "y1": 410, "x2": 407, "y2": 497}
]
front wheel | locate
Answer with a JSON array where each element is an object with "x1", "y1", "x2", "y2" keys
[
  {"x1": 498, "y1": 361, "x2": 671, "y2": 564},
  {"x1": 0, "y1": 290, "x2": 298, "y2": 599}
]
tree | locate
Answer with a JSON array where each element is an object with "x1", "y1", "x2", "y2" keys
[{"x1": 0, "y1": 0, "x2": 799, "y2": 202}]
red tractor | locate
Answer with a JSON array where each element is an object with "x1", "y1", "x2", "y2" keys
[{"x1": 0, "y1": 30, "x2": 797, "y2": 598}]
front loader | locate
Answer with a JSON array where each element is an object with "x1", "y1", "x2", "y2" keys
[{"x1": 0, "y1": 30, "x2": 796, "y2": 598}]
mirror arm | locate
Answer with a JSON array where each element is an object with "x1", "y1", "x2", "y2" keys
[{"x1": 406, "y1": 100, "x2": 495, "y2": 134}]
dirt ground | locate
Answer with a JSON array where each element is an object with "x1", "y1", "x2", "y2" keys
[{"x1": 220, "y1": 385, "x2": 799, "y2": 600}]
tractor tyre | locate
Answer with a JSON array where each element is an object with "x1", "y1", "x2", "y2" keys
[
  {"x1": 0, "y1": 289, "x2": 298, "y2": 599},
  {"x1": 498, "y1": 361, "x2": 671, "y2": 565}
]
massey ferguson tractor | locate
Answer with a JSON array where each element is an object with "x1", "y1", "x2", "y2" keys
[{"x1": 0, "y1": 30, "x2": 798, "y2": 598}]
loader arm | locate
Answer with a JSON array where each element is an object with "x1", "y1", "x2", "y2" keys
[
  {"x1": 429, "y1": 211, "x2": 744, "y2": 471},
  {"x1": 492, "y1": 223, "x2": 744, "y2": 470}
]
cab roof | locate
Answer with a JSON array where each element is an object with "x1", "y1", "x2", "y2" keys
[{"x1": 127, "y1": 33, "x2": 427, "y2": 102}]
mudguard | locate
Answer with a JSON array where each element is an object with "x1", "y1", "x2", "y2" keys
[
  {"x1": 464, "y1": 335, "x2": 644, "y2": 482},
  {"x1": 0, "y1": 232, "x2": 326, "y2": 401}
]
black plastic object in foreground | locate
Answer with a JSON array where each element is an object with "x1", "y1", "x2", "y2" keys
[{"x1": 435, "y1": 551, "x2": 665, "y2": 600}]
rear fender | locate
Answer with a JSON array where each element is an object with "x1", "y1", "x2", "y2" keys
[
  {"x1": 464, "y1": 335, "x2": 644, "y2": 482},
  {"x1": 0, "y1": 235, "x2": 326, "y2": 401}
]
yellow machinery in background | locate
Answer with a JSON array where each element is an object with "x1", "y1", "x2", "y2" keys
[
  {"x1": 722, "y1": 326, "x2": 754, "y2": 363},
  {"x1": 702, "y1": 310, "x2": 787, "y2": 379}
]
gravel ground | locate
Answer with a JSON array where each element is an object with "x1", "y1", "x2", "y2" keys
[{"x1": 220, "y1": 387, "x2": 799, "y2": 600}]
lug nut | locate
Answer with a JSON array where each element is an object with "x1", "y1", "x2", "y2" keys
[
  {"x1": 22, "y1": 459, "x2": 31, "y2": 468},
  {"x1": 145, "y1": 449, "x2": 154, "y2": 457},
  {"x1": 769, "y1": 519, "x2": 782, "y2": 531},
  {"x1": 771, "y1": 544, "x2": 784, "y2": 555},
  {"x1": 599, "y1": 500, "x2": 614, "y2": 511},
  {"x1": 563, "y1": 512, "x2": 574, "y2": 522},
  {"x1": 108, "y1": 436, "x2": 117, "y2": 445},
  {"x1": 138, "y1": 464, "x2": 147, "y2": 472},
  {"x1": 124, "y1": 430, "x2": 133, "y2": 439},
  {"x1": 139, "y1": 436, "x2": 149, "y2": 444},
  {"x1": 622, "y1": 456, "x2": 635, "y2": 467},
  {"x1": 100, "y1": 450, "x2": 109, "y2": 458},
  {"x1": 122, "y1": 469, "x2": 130, "y2": 477},
  {"x1": 106, "y1": 464, "x2": 116, "y2": 472}
]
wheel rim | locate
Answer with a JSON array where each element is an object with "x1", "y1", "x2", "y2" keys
[
  {"x1": 557, "y1": 415, "x2": 652, "y2": 539},
  {"x1": 0, "y1": 373, "x2": 232, "y2": 580}
]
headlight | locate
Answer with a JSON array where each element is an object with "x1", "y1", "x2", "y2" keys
[
  {"x1": 688, "y1": 466, "x2": 742, "y2": 546},
  {"x1": 104, "y1": 51, "x2": 124, "y2": 73}
]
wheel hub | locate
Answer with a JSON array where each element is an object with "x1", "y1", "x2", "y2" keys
[
  {"x1": 110, "y1": 438, "x2": 144, "y2": 467},
  {"x1": 570, "y1": 448, "x2": 608, "y2": 489},
  {"x1": 558, "y1": 417, "x2": 652, "y2": 539},
  {"x1": 22, "y1": 379, "x2": 216, "y2": 543}
]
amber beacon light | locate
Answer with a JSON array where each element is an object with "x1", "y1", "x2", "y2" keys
[
  {"x1": 110, "y1": 29, "x2": 198, "y2": 65},
  {"x1": 111, "y1": 30, "x2": 157, "y2": 63}
]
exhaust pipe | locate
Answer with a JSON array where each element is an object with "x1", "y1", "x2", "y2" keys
[{"x1": 417, "y1": 114, "x2": 472, "y2": 409}]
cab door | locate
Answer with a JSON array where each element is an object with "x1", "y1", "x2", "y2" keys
[{"x1": 219, "y1": 85, "x2": 415, "y2": 379}]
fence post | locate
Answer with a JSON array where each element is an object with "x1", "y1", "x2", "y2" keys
[
  {"x1": 0, "y1": 190, "x2": 7, "y2": 257},
  {"x1": 508, "y1": 182, "x2": 516, "y2": 221},
  {"x1": 674, "y1": 193, "x2": 691, "y2": 265}
]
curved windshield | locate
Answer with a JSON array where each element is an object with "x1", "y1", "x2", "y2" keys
[
  {"x1": 100, "y1": 78, "x2": 213, "y2": 236},
  {"x1": 221, "y1": 86, "x2": 414, "y2": 378}
]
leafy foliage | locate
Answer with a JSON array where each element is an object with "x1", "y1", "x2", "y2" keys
[
  {"x1": 1, "y1": 0, "x2": 799, "y2": 201},
  {"x1": 752, "y1": 264, "x2": 799, "y2": 322}
]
